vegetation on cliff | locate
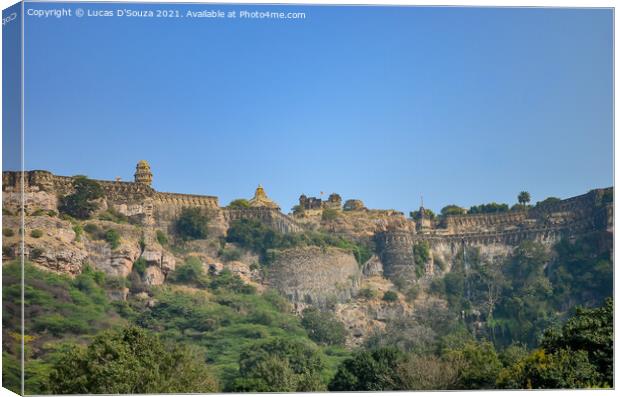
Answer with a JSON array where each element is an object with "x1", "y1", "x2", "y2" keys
[
  {"x1": 174, "y1": 207, "x2": 211, "y2": 240},
  {"x1": 58, "y1": 176, "x2": 104, "y2": 219},
  {"x1": 226, "y1": 218, "x2": 372, "y2": 265},
  {"x1": 49, "y1": 326, "x2": 218, "y2": 394},
  {"x1": 327, "y1": 299, "x2": 613, "y2": 390},
  {"x1": 2, "y1": 189, "x2": 613, "y2": 393},
  {"x1": 2, "y1": 258, "x2": 349, "y2": 394}
]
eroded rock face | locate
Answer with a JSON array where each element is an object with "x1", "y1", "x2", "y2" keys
[
  {"x1": 143, "y1": 266, "x2": 165, "y2": 286},
  {"x1": 362, "y1": 255, "x2": 384, "y2": 277},
  {"x1": 267, "y1": 246, "x2": 361, "y2": 309},
  {"x1": 85, "y1": 239, "x2": 141, "y2": 278},
  {"x1": 2, "y1": 215, "x2": 88, "y2": 275},
  {"x1": 30, "y1": 245, "x2": 87, "y2": 275}
]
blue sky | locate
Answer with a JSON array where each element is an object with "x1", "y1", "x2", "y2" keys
[{"x1": 14, "y1": 3, "x2": 613, "y2": 213}]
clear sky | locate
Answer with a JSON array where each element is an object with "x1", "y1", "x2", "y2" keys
[{"x1": 15, "y1": 2, "x2": 613, "y2": 214}]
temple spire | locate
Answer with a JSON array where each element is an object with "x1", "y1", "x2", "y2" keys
[{"x1": 248, "y1": 184, "x2": 280, "y2": 209}]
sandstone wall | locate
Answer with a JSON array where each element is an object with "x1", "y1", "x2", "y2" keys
[
  {"x1": 267, "y1": 246, "x2": 361, "y2": 310},
  {"x1": 375, "y1": 230, "x2": 416, "y2": 280}
]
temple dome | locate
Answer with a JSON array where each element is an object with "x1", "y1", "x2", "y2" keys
[{"x1": 248, "y1": 184, "x2": 279, "y2": 209}]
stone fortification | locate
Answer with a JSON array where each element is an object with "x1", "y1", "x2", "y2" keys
[
  {"x1": 3, "y1": 164, "x2": 612, "y2": 291},
  {"x1": 375, "y1": 188, "x2": 613, "y2": 282},
  {"x1": 267, "y1": 246, "x2": 361, "y2": 310}
]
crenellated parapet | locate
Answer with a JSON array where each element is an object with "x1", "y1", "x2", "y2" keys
[
  {"x1": 441, "y1": 210, "x2": 529, "y2": 233},
  {"x1": 155, "y1": 192, "x2": 219, "y2": 208},
  {"x1": 2, "y1": 165, "x2": 219, "y2": 220}
]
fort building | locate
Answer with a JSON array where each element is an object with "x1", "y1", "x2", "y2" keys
[{"x1": 2, "y1": 161, "x2": 613, "y2": 284}]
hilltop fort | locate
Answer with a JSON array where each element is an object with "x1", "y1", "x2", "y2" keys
[{"x1": 2, "y1": 161, "x2": 613, "y2": 341}]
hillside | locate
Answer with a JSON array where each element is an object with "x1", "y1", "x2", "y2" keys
[{"x1": 1, "y1": 162, "x2": 614, "y2": 393}]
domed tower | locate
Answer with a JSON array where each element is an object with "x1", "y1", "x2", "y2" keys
[
  {"x1": 134, "y1": 160, "x2": 153, "y2": 186},
  {"x1": 248, "y1": 184, "x2": 280, "y2": 209}
]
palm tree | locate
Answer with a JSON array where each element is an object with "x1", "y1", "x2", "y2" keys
[{"x1": 518, "y1": 191, "x2": 531, "y2": 207}]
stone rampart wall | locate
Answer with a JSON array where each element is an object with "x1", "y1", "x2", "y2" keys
[{"x1": 267, "y1": 246, "x2": 361, "y2": 309}]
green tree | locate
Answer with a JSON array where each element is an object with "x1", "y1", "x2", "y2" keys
[
  {"x1": 444, "y1": 341, "x2": 502, "y2": 389},
  {"x1": 301, "y1": 307, "x2": 347, "y2": 346},
  {"x1": 168, "y1": 256, "x2": 208, "y2": 287},
  {"x1": 329, "y1": 347, "x2": 403, "y2": 391},
  {"x1": 228, "y1": 199, "x2": 251, "y2": 209},
  {"x1": 229, "y1": 338, "x2": 326, "y2": 392},
  {"x1": 468, "y1": 203, "x2": 509, "y2": 214},
  {"x1": 410, "y1": 208, "x2": 436, "y2": 220},
  {"x1": 48, "y1": 326, "x2": 218, "y2": 393},
  {"x1": 493, "y1": 241, "x2": 553, "y2": 347},
  {"x1": 382, "y1": 291, "x2": 398, "y2": 302},
  {"x1": 440, "y1": 205, "x2": 466, "y2": 216},
  {"x1": 496, "y1": 349, "x2": 600, "y2": 389},
  {"x1": 174, "y1": 207, "x2": 210, "y2": 240},
  {"x1": 321, "y1": 208, "x2": 340, "y2": 222},
  {"x1": 549, "y1": 235, "x2": 612, "y2": 311},
  {"x1": 517, "y1": 191, "x2": 531, "y2": 206},
  {"x1": 535, "y1": 197, "x2": 561, "y2": 207},
  {"x1": 541, "y1": 298, "x2": 613, "y2": 386},
  {"x1": 58, "y1": 176, "x2": 104, "y2": 219}
]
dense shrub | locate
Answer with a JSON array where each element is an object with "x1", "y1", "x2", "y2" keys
[
  {"x1": 72, "y1": 224, "x2": 83, "y2": 242},
  {"x1": 156, "y1": 229, "x2": 168, "y2": 246},
  {"x1": 226, "y1": 219, "x2": 372, "y2": 265},
  {"x1": 329, "y1": 347, "x2": 403, "y2": 391},
  {"x1": 301, "y1": 307, "x2": 347, "y2": 346},
  {"x1": 210, "y1": 269, "x2": 256, "y2": 294},
  {"x1": 358, "y1": 288, "x2": 377, "y2": 300},
  {"x1": 220, "y1": 247, "x2": 243, "y2": 262},
  {"x1": 83, "y1": 223, "x2": 101, "y2": 237},
  {"x1": 30, "y1": 247, "x2": 44, "y2": 259},
  {"x1": 168, "y1": 257, "x2": 207, "y2": 286},
  {"x1": 229, "y1": 338, "x2": 326, "y2": 392},
  {"x1": 440, "y1": 205, "x2": 466, "y2": 216},
  {"x1": 48, "y1": 326, "x2": 218, "y2": 393},
  {"x1": 132, "y1": 257, "x2": 147, "y2": 276},
  {"x1": 535, "y1": 197, "x2": 561, "y2": 207},
  {"x1": 58, "y1": 176, "x2": 104, "y2": 219},
  {"x1": 321, "y1": 208, "x2": 340, "y2": 222},
  {"x1": 98, "y1": 208, "x2": 129, "y2": 223},
  {"x1": 444, "y1": 341, "x2": 502, "y2": 389},
  {"x1": 105, "y1": 229, "x2": 121, "y2": 249},
  {"x1": 30, "y1": 229, "x2": 43, "y2": 238},
  {"x1": 3, "y1": 228, "x2": 14, "y2": 237},
  {"x1": 228, "y1": 199, "x2": 251, "y2": 209},
  {"x1": 175, "y1": 207, "x2": 210, "y2": 240},
  {"x1": 468, "y1": 203, "x2": 509, "y2": 214},
  {"x1": 382, "y1": 291, "x2": 398, "y2": 302}
]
